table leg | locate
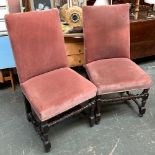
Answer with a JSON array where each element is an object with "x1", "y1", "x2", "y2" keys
[{"x1": 9, "y1": 69, "x2": 15, "y2": 91}]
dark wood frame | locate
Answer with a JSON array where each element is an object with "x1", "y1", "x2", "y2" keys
[
  {"x1": 95, "y1": 89, "x2": 150, "y2": 124},
  {"x1": 29, "y1": 0, "x2": 54, "y2": 10},
  {"x1": 24, "y1": 95, "x2": 96, "y2": 152}
]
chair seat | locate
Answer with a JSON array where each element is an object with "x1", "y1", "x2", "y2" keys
[
  {"x1": 85, "y1": 58, "x2": 152, "y2": 95},
  {"x1": 21, "y1": 68, "x2": 97, "y2": 121}
]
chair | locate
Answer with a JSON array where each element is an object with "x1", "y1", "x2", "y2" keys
[
  {"x1": 83, "y1": 4, "x2": 152, "y2": 124},
  {"x1": 5, "y1": 9, "x2": 97, "y2": 152}
]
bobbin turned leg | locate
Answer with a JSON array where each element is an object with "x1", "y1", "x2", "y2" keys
[
  {"x1": 89, "y1": 99, "x2": 95, "y2": 127},
  {"x1": 40, "y1": 123, "x2": 51, "y2": 153},
  {"x1": 24, "y1": 96, "x2": 32, "y2": 122},
  {"x1": 139, "y1": 89, "x2": 149, "y2": 117},
  {"x1": 95, "y1": 96, "x2": 101, "y2": 125}
]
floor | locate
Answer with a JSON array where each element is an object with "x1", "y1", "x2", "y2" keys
[{"x1": 0, "y1": 60, "x2": 155, "y2": 155}]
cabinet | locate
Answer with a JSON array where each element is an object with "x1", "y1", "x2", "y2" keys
[
  {"x1": 130, "y1": 19, "x2": 155, "y2": 59},
  {"x1": 65, "y1": 19, "x2": 155, "y2": 67},
  {"x1": 64, "y1": 34, "x2": 84, "y2": 67}
]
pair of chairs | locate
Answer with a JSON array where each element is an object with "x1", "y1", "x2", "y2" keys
[{"x1": 5, "y1": 4, "x2": 152, "y2": 152}]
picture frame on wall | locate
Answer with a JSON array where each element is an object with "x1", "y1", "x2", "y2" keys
[{"x1": 29, "y1": 0, "x2": 54, "y2": 10}]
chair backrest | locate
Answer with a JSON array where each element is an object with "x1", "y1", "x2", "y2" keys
[
  {"x1": 83, "y1": 4, "x2": 130, "y2": 64},
  {"x1": 5, "y1": 9, "x2": 68, "y2": 83}
]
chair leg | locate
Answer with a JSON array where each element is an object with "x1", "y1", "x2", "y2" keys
[
  {"x1": 24, "y1": 96, "x2": 32, "y2": 122},
  {"x1": 40, "y1": 123, "x2": 51, "y2": 153},
  {"x1": 95, "y1": 96, "x2": 101, "y2": 125},
  {"x1": 89, "y1": 99, "x2": 95, "y2": 127},
  {"x1": 24, "y1": 95, "x2": 51, "y2": 152},
  {"x1": 139, "y1": 89, "x2": 149, "y2": 117}
]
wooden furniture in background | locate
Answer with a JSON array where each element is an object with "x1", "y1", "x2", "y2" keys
[
  {"x1": 65, "y1": 18, "x2": 155, "y2": 67},
  {"x1": 0, "y1": 69, "x2": 15, "y2": 90},
  {"x1": 130, "y1": 19, "x2": 155, "y2": 59},
  {"x1": 64, "y1": 33, "x2": 84, "y2": 67},
  {"x1": 0, "y1": 36, "x2": 16, "y2": 90}
]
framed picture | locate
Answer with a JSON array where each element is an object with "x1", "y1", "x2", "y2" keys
[
  {"x1": 29, "y1": 0, "x2": 54, "y2": 10},
  {"x1": 54, "y1": 0, "x2": 86, "y2": 8}
]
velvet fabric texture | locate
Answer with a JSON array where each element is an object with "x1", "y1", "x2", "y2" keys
[
  {"x1": 85, "y1": 58, "x2": 152, "y2": 95},
  {"x1": 6, "y1": 9, "x2": 97, "y2": 121},
  {"x1": 21, "y1": 68, "x2": 97, "y2": 121},
  {"x1": 83, "y1": 4, "x2": 130, "y2": 64},
  {"x1": 7, "y1": 0, "x2": 21, "y2": 13},
  {"x1": 5, "y1": 9, "x2": 68, "y2": 83},
  {"x1": 83, "y1": 4, "x2": 152, "y2": 95}
]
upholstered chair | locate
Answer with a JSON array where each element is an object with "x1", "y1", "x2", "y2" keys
[
  {"x1": 5, "y1": 9, "x2": 97, "y2": 152},
  {"x1": 83, "y1": 4, "x2": 152, "y2": 124}
]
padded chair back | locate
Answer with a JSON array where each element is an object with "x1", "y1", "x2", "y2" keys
[
  {"x1": 5, "y1": 9, "x2": 68, "y2": 83},
  {"x1": 83, "y1": 4, "x2": 130, "y2": 64}
]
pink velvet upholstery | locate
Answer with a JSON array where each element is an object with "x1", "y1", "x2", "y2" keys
[
  {"x1": 5, "y1": 9, "x2": 68, "y2": 83},
  {"x1": 8, "y1": 0, "x2": 21, "y2": 13},
  {"x1": 6, "y1": 9, "x2": 97, "y2": 122},
  {"x1": 83, "y1": 4, "x2": 152, "y2": 96},
  {"x1": 85, "y1": 58, "x2": 152, "y2": 95},
  {"x1": 21, "y1": 68, "x2": 97, "y2": 121},
  {"x1": 83, "y1": 4, "x2": 130, "y2": 64}
]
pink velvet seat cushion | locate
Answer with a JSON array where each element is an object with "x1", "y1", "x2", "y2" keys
[
  {"x1": 21, "y1": 68, "x2": 97, "y2": 121},
  {"x1": 85, "y1": 58, "x2": 152, "y2": 95}
]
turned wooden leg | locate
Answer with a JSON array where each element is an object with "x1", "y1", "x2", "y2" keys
[
  {"x1": 139, "y1": 89, "x2": 149, "y2": 117},
  {"x1": 40, "y1": 123, "x2": 51, "y2": 153},
  {"x1": 89, "y1": 99, "x2": 95, "y2": 127},
  {"x1": 95, "y1": 96, "x2": 101, "y2": 125},
  {"x1": 24, "y1": 96, "x2": 32, "y2": 122}
]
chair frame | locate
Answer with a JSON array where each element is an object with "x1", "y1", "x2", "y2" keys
[
  {"x1": 24, "y1": 95, "x2": 96, "y2": 152},
  {"x1": 95, "y1": 89, "x2": 150, "y2": 124}
]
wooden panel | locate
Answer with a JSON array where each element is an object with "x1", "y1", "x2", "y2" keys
[
  {"x1": 67, "y1": 54, "x2": 84, "y2": 67},
  {"x1": 131, "y1": 40, "x2": 155, "y2": 59},
  {"x1": 64, "y1": 19, "x2": 155, "y2": 67},
  {"x1": 0, "y1": 70, "x2": 4, "y2": 82},
  {"x1": 65, "y1": 42, "x2": 84, "y2": 55},
  {"x1": 130, "y1": 19, "x2": 155, "y2": 59}
]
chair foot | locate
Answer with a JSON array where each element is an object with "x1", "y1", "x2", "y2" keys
[
  {"x1": 43, "y1": 139, "x2": 51, "y2": 153},
  {"x1": 95, "y1": 113, "x2": 101, "y2": 125},
  {"x1": 40, "y1": 123, "x2": 51, "y2": 152},
  {"x1": 26, "y1": 112, "x2": 32, "y2": 122},
  {"x1": 89, "y1": 116, "x2": 95, "y2": 127},
  {"x1": 139, "y1": 107, "x2": 146, "y2": 117},
  {"x1": 138, "y1": 89, "x2": 149, "y2": 117}
]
